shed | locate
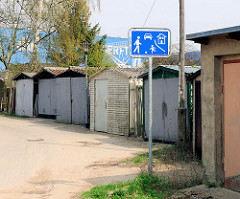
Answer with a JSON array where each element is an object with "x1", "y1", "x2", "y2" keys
[
  {"x1": 187, "y1": 25, "x2": 240, "y2": 191},
  {"x1": 139, "y1": 65, "x2": 200, "y2": 142},
  {"x1": 55, "y1": 66, "x2": 87, "y2": 125},
  {"x1": 13, "y1": 72, "x2": 36, "y2": 117},
  {"x1": 187, "y1": 70, "x2": 201, "y2": 159},
  {"x1": 34, "y1": 67, "x2": 67, "y2": 117},
  {"x1": 89, "y1": 68, "x2": 145, "y2": 136}
]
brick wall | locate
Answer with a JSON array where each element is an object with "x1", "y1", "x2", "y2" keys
[{"x1": 89, "y1": 70, "x2": 130, "y2": 135}]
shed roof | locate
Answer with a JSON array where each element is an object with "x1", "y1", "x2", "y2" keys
[
  {"x1": 57, "y1": 66, "x2": 85, "y2": 77},
  {"x1": 13, "y1": 72, "x2": 37, "y2": 80},
  {"x1": 187, "y1": 69, "x2": 201, "y2": 81},
  {"x1": 90, "y1": 67, "x2": 146, "y2": 80},
  {"x1": 186, "y1": 25, "x2": 240, "y2": 44},
  {"x1": 34, "y1": 67, "x2": 68, "y2": 79},
  {"x1": 139, "y1": 65, "x2": 201, "y2": 78}
]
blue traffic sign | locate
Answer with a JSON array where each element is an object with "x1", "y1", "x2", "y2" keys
[{"x1": 129, "y1": 28, "x2": 171, "y2": 57}]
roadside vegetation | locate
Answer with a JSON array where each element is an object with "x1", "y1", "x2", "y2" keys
[
  {"x1": 79, "y1": 145, "x2": 203, "y2": 199},
  {"x1": 0, "y1": 111, "x2": 29, "y2": 118},
  {"x1": 79, "y1": 173, "x2": 172, "y2": 199},
  {"x1": 122, "y1": 145, "x2": 200, "y2": 166}
]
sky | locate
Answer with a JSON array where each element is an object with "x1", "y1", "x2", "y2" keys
[{"x1": 90, "y1": 0, "x2": 240, "y2": 47}]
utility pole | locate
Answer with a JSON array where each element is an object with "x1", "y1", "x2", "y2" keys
[{"x1": 177, "y1": 0, "x2": 186, "y2": 148}]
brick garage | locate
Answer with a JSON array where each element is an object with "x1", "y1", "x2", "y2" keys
[{"x1": 89, "y1": 68, "x2": 144, "y2": 136}]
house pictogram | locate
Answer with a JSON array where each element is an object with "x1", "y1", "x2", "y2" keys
[{"x1": 157, "y1": 33, "x2": 167, "y2": 45}]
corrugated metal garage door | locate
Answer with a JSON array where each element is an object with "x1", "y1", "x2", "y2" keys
[
  {"x1": 38, "y1": 79, "x2": 57, "y2": 116},
  {"x1": 16, "y1": 79, "x2": 33, "y2": 117},
  {"x1": 144, "y1": 78, "x2": 178, "y2": 142},
  {"x1": 56, "y1": 78, "x2": 71, "y2": 123},
  {"x1": 56, "y1": 77, "x2": 87, "y2": 124}
]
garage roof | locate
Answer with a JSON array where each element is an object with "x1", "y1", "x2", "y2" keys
[
  {"x1": 139, "y1": 65, "x2": 200, "y2": 79},
  {"x1": 13, "y1": 72, "x2": 37, "y2": 80},
  {"x1": 186, "y1": 26, "x2": 240, "y2": 45},
  {"x1": 34, "y1": 67, "x2": 68, "y2": 79},
  {"x1": 90, "y1": 67, "x2": 146, "y2": 79}
]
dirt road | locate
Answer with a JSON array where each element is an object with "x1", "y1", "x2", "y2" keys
[{"x1": 0, "y1": 115, "x2": 165, "y2": 199}]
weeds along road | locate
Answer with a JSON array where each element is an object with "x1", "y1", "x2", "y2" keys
[{"x1": 0, "y1": 115, "x2": 166, "y2": 199}]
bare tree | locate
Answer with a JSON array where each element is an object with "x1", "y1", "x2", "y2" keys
[
  {"x1": 0, "y1": 0, "x2": 101, "y2": 72},
  {"x1": 153, "y1": 43, "x2": 201, "y2": 67}
]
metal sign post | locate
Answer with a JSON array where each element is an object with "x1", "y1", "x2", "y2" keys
[
  {"x1": 129, "y1": 28, "x2": 171, "y2": 174},
  {"x1": 148, "y1": 56, "x2": 153, "y2": 174}
]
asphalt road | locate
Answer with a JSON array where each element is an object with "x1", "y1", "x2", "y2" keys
[{"x1": 0, "y1": 115, "x2": 163, "y2": 199}]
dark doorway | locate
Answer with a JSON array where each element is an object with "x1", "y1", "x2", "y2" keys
[{"x1": 195, "y1": 81, "x2": 202, "y2": 159}]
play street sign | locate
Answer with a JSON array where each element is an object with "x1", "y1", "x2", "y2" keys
[
  {"x1": 129, "y1": 28, "x2": 171, "y2": 175},
  {"x1": 129, "y1": 28, "x2": 171, "y2": 57}
]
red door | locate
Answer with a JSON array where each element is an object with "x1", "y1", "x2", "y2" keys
[{"x1": 224, "y1": 60, "x2": 240, "y2": 192}]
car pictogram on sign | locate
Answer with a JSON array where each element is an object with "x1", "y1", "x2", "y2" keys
[{"x1": 144, "y1": 33, "x2": 153, "y2": 40}]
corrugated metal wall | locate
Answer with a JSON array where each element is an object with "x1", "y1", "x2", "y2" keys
[
  {"x1": 15, "y1": 79, "x2": 34, "y2": 117},
  {"x1": 144, "y1": 78, "x2": 178, "y2": 142},
  {"x1": 56, "y1": 77, "x2": 87, "y2": 124},
  {"x1": 56, "y1": 78, "x2": 71, "y2": 123},
  {"x1": 38, "y1": 79, "x2": 57, "y2": 115},
  {"x1": 71, "y1": 77, "x2": 87, "y2": 124}
]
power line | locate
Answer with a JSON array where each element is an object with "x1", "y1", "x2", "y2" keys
[{"x1": 143, "y1": 0, "x2": 157, "y2": 27}]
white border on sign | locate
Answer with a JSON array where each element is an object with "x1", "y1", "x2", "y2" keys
[{"x1": 128, "y1": 28, "x2": 171, "y2": 58}]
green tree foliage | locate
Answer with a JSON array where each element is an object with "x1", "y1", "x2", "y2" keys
[
  {"x1": 0, "y1": 0, "x2": 102, "y2": 71},
  {"x1": 45, "y1": 0, "x2": 107, "y2": 68}
]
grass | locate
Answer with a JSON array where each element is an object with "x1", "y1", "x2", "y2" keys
[
  {"x1": 122, "y1": 145, "x2": 199, "y2": 166},
  {"x1": 79, "y1": 146, "x2": 203, "y2": 198},
  {"x1": 120, "y1": 145, "x2": 203, "y2": 190},
  {"x1": 79, "y1": 173, "x2": 172, "y2": 199},
  {"x1": 0, "y1": 111, "x2": 29, "y2": 118}
]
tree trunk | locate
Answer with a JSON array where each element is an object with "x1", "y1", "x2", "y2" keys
[{"x1": 31, "y1": 0, "x2": 43, "y2": 69}]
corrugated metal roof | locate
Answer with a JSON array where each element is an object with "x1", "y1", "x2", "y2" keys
[
  {"x1": 160, "y1": 65, "x2": 201, "y2": 74},
  {"x1": 139, "y1": 65, "x2": 201, "y2": 78}
]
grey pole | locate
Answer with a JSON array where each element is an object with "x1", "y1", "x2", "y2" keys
[
  {"x1": 148, "y1": 57, "x2": 153, "y2": 174},
  {"x1": 177, "y1": 0, "x2": 186, "y2": 148},
  {"x1": 85, "y1": 52, "x2": 88, "y2": 126}
]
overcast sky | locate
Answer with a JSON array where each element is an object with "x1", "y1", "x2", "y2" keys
[{"x1": 90, "y1": 0, "x2": 240, "y2": 46}]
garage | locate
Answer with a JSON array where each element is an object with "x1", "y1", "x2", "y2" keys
[
  {"x1": 14, "y1": 72, "x2": 36, "y2": 117},
  {"x1": 89, "y1": 68, "x2": 144, "y2": 136},
  {"x1": 139, "y1": 65, "x2": 199, "y2": 142},
  {"x1": 56, "y1": 67, "x2": 87, "y2": 125},
  {"x1": 187, "y1": 25, "x2": 240, "y2": 191},
  {"x1": 34, "y1": 67, "x2": 67, "y2": 118}
]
